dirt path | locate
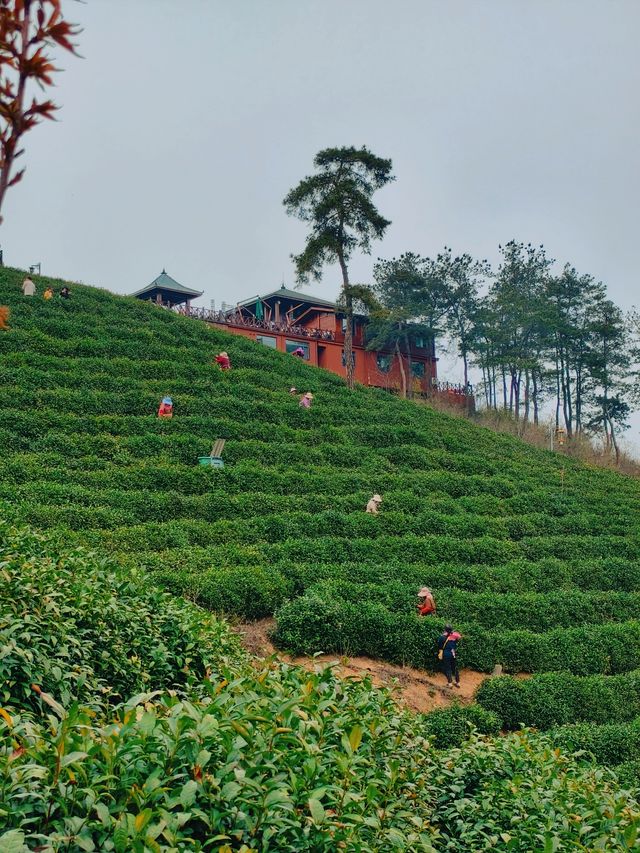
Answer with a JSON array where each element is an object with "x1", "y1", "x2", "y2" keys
[{"x1": 233, "y1": 618, "x2": 492, "y2": 714}]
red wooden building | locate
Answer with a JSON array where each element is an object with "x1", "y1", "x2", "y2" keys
[{"x1": 207, "y1": 285, "x2": 438, "y2": 395}]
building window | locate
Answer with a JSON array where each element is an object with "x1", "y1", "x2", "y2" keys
[
  {"x1": 411, "y1": 360, "x2": 426, "y2": 378},
  {"x1": 341, "y1": 350, "x2": 356, "y2": 367},
  {"x1": 256, "y1": 335, "x2": 277, "y2": 348},
  {"x1": 341, "y1": 318, "x2": 347, "y2": 332},
  {"x1": 415, "y1": 336, "x2": 425, "y2": 349},
  {"x1": 376, "y1": 354, "x2": 392, "y2": 373},
  {"x1": 285, "y1": 340, "x2": 310, "y2": 359}
]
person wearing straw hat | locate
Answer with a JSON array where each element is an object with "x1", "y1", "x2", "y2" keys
[
  {"x1": 299, "y1": 391, "x2": 314, "y2": 409},
  {"x1": 365, "y1": 493, "x2": 383, "y2": 514},
  {"x1": 289, "y1": 386, "x2": 298, "y2": 395},
  {"x1": 215, "y1": 351, "x2": 231, "y2": 370},
  {"x1": 417, "y1": 586, "x2": 436, "y2": 616}
]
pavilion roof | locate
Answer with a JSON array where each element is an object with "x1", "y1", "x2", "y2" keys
[
  {"x1": 131, "y1": 270, "x2": 203, "y2": 300},
  {"x1": 236, "y1": 284, "x2": 336, "y2": 310}
]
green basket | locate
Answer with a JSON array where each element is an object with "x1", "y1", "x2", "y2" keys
[{"x1": 198, "y1": 456, "x2": 224, "y2": 468}]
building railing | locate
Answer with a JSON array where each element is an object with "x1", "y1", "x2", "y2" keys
[
  {"x1": 429, "y1": 380, "x2": 474, "y2": 397},
  {"x1": 171, "y1": 304, "x2": 337, "y2": 341}
]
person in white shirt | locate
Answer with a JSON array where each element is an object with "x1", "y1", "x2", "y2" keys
[
  {"x1": 366, "y1": 494, "x2": 383, "y2": 514},
  {"x1": 21, "y1": 277, "x2": 36, "y2": 296}
]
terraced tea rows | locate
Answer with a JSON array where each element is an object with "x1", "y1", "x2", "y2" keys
[{"x1": 1, "y1": 269, "x2": 639, "y2": 757}]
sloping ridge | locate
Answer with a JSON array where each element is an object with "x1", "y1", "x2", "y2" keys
[{"x1": 1, "y1": 267, "x2": 639, "y2": 686}]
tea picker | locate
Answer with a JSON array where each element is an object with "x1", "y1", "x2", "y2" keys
[
  {"x1": 158, "y1": 396, "x2": 174, "y2": 418},
  {"x1": 365, "y1": 493, "x2": 383, "y2": 514},
  {"x1": 215, "y1": 351, "x2": 231, "y2": 370},
  {"x1": 0, "y1": 306, "x2": 9, "y2": 331},
  {"x1": 198, "y1": 438, "x2": 226, "y2": 469},
  {"x1": 417, "y1": 586, "x2": 436, "y2": 616},
  {"x1": 437, "y1": 625, "x2": 462, "y2": 689}
]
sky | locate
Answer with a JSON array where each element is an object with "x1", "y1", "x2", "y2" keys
[{"x1": 1, "y1": 0, "x2": 639, "y2": 445}]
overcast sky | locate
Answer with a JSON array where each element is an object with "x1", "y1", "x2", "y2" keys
[{"x1": 2, "y1": 0, "x2": 639, "y2": 445}]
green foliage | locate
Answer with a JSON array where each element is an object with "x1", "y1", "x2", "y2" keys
[
  {"x1": 1, "y1": 268, "x2": 640, "y2": 846},
  {"x1": 476, "y1": 671, "x2": 640, "y2": 730},
  {"x1": 550, "y1": 718, "x2": 640, "y2": 767},
  {"x1": 421, "y1": 703, "x2": 501, "y2": 748},
  {"x1": 275, "y1": 592, "x2": 640, "y2": 675},
  {"x1": 0, "y1": 523, "x2": 244, "y2": 713},
  {"x1": 1, "y1": 268, "x2": 640, "y2": 683},
  {"x1": 1, "y1": 666, "x2": 639, "y2": 851}
]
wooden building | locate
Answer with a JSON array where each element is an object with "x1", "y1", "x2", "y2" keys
[{"x1": 208, "y1": 285, "x2": 439, "y2": 394}]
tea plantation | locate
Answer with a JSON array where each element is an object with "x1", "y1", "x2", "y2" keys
[{"x1": 1, "y1": 267, "x2": 640, "y2": 849}]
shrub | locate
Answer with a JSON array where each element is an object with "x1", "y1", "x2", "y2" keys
[
  {"x1": 550, "y1": 718, "x2": 640, "y2": 767},
  {"x1": 476, "y1": 671, "x2": 640, "y2": 730},
  {"x1": 422, "y1": 703, "x2": 501, "y2": 748},
  {"x1": 0, "y1": 523, "x2": 244, "y2": 713}
]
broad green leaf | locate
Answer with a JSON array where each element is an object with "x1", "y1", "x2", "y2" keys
[
  {"x1": 134, "y1": 809, "x2": 153, "y2": 833},
  {"x1": 95, "y1": 801, "x2": 111, "y2": 826},
  {"x1": 308, "y1": 798, "x2": 325, "y2": 825},
  {"x1": 349, "y1": 725, "x2": 364, "y2": 752},
  {"x1": 0, "y1": 830, "x2": 28, "y2": 853},
  {"x1": 61, "y1": 750, "x2": 88, "y2": 767},
  {"x1": 264, "y1": 789, "x2": 289, "y2": 806},
  {"x1": 180, "y1": 779, "x2": 199, "y2": 808}
]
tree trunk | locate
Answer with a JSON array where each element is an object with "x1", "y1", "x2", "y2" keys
[
  {"x1": 481, "y1": 365, "x2": 489, "y2": 407},
  {"x1": 395, "y1": 339, "x2": 407, "y2": 399},
  {"x1": 554, "y1": 348, "x2": 561, "y2": 428},
  {"x1": 575, "y1": 359, "x2": 583, "y2": 434},
  {"x1": 492, "y1": 364, "x2": 498, "y2": 410},
  {"x1": 563, "y1": 357, "x2": 573, "y2": 437},
  {"x1": 404, "y1": 332, "x2": 413, "y2": 399},
  {"x1": 337, "y1": 250, "x2": 354, "y2": 390},
  {"x1": 607, "y1": 415, "x2": 620, "y2": 463}
]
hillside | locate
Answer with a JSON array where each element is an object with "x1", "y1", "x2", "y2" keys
[
  {"x1": 1, "y1": 267, "x2": 639, "y2": 667},
  {"x1": 2, "y1": 267, "x2": 640, "y2": 847}
]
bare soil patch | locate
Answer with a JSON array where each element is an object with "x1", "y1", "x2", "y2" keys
[{"x1": 232, "y1": 618, "x2": 493, "y2": 714}]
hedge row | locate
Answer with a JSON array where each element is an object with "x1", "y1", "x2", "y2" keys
[
  {"x1": 549, "y1": 718, "x2": 640, "y2": 767},
  {"x1": 273, "y1": 593, "x2": 640, "y2": 675},
  {"x1": 475, "y1": 671, "x2": 640, "y2": 729},
  {"x1": 307, "y1": 580, "x2": 640, "y2": 631}
]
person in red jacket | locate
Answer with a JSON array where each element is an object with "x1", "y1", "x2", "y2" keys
[
  {"x1": 215, "y1": 351, "x2": 231, "y2": 370},
  {"x1": 158, "y1": 396, "x2": 173, "y2": 418},
  {"x1": 417, "y1": 586, "x2": 436, "y2": 616}
]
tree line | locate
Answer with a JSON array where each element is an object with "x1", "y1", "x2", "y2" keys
[{"x1": 284, "y1": 146, "x2": 638, "y2": 460}]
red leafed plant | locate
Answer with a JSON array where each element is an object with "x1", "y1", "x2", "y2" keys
[{"x1": 0, "y1": 0, "x2": 79, "y2": 223}]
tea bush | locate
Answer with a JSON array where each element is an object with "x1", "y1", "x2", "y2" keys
[
  {"x1": 0, "y1": 522, "x2": 244, "y2": 713},
  {"x1": 275, "y1": 593, "x2": 640, "y2": 674},
  {"x1": 1, "y1": 267, "x2": 640, "y2": 702},
  {"x1": 475, "y1": 671, "x2": 640, "y2": 730},
  {"x1": 1, "y1": 663, "x2": 638, "y2": 851},
  {"x1": 549, "y1": 718, "x2": 640, "y2": 767}
]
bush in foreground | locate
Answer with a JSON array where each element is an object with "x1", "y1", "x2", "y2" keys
[
  {"x1": 0, "y1": 523, "x2": 245, "y2": 714},
  {"x1": 1, "y1": 663, "x2": 639, "y2": 852}
]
